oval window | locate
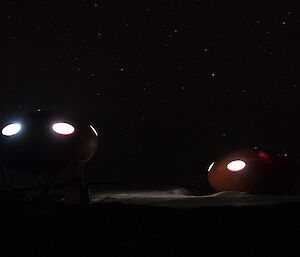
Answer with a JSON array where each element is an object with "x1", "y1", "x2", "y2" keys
[
  {"x1": 1, "y1": 123, "x2": 22, "y2": 136},
  {"x1": 227, "y1": 160, "x2": 246, "y2": 172},
  {"x1": 52, "y1": 122, "x2": 75, "y2": 135},
  {"x1": 90, "y1": 125, "x2": 98, "y2": 136},
  {"x1": 208, "y1": 162, "x2": 215, "y2": 172}
]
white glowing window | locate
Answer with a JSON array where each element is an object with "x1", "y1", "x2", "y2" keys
[
  {"x1": 52, "y1": 122, "x2": 75, "y2": 135},
  {"x1": 227, "y1": 160, "x2": 246, "y2": 172},
  {"x1": 90, "y1": 125, "x2": 98, "y2": 136},
  {"x1": 1, "y1": 123, "x2": 22, "y2": 136},
  {"x1": 208, "y1": 162, "x2": 215, "y2": 172}
]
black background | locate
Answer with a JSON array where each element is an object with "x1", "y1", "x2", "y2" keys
[{"x1": 1, "y1": 0, "x2": 299, "y2": 191}]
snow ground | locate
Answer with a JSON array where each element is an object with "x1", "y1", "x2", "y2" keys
[{"x1": 92, "y1": 188, "x2": 300, "y2": 208}]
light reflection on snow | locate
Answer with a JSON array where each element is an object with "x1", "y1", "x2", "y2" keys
[{"x1": 92, "y1": 188, "x2": 300, "y2": 208}]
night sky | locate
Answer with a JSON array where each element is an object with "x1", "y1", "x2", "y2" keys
[{"x1": 1, "y1": 1, "x2": 299, "y2": 191}]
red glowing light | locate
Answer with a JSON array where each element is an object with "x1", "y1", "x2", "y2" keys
[{"x1": 258, "y1": 151, "x2": 269, "y2": 158}]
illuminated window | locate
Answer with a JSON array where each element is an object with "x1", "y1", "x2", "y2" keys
[
  {"x1": 1, "y1": 123, "x2": 22, "y2": 136},
  {"x1": 208, "y1": 162, "x2": 215, "y2": 172},
  {"x1": 90, "y1": 125, "x2": 98, "y2": 136},
  {"x1": 227, "y1": 160, "x2": 246, "y2": 172},
  {"x1": 52, "y1": 122, "x2": 75, "y2": 135}
]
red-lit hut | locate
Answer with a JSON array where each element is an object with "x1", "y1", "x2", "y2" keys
[{"x1": 207, "y1": 147, "x2": 300, "y2": 194}]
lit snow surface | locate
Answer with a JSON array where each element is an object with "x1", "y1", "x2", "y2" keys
[{"x1": 92, "y1": 188, "x2": 300, "y2": 208}]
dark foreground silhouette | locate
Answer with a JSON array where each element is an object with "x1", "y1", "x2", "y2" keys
[{"x1": 1, "y1": 188, "x2": 300, "y2": 257}]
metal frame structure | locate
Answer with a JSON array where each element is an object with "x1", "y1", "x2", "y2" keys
[{"x1": 0, "y1": 161, "x2": 91, "y2": 204}]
